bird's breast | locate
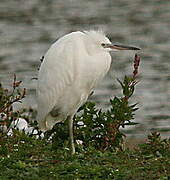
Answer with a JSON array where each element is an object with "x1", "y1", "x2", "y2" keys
[{"x1": 78, "y1": 52, "x2": 112, "y2": 91}]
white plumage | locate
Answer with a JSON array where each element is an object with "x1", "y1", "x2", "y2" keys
[{"x1": 37, "y1": 30, "x2": 140, "y2": 154}]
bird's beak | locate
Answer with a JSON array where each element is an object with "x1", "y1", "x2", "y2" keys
[{"x1": 108, "y1": 44, "x2": 141, "y2": 50}]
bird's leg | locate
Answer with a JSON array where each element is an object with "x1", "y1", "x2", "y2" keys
[{"x1": 68, "y1": 115, "x2": 75, "y2": 154}]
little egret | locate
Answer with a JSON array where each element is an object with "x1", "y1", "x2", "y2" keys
[{"x1": 37, "y1": 30, "x2": 140, "y2": 154}]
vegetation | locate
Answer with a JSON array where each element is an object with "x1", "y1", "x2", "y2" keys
[
  {"x1": 0, "y1": 131, "x2": 169, "y2": 180},
  {"x1": 0, "y1": 54, "x2": 170, "y2": 179}
]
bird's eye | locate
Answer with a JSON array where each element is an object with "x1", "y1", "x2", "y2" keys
[{"x1": 101, "y1": 43, "x2": 106, "y2": 47}]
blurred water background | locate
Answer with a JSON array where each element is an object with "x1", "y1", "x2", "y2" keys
[{"x1": 0, "y1": 0, "x2": 170, "y2": 138}]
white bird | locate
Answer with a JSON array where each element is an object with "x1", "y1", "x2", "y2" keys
[{"x1": 37, "y1": 30, "x2": 140, "y2": 154}]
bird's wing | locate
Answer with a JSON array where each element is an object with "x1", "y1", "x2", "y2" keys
[{"x1": 37, "y1": 40, "x2": 75, "y2": 122}]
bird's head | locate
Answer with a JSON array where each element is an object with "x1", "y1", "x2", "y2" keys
[{"x1": 83, "y1": 30, "x2": 140, "y2": 54}]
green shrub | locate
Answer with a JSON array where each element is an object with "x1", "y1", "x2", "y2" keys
[{"x1": 139, "y1": 132, "x2": 170, "y2": 157}]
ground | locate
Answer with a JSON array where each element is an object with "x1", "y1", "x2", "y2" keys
[{"x1": 0, "y1": 131, "x2": 169, "y2": 180}]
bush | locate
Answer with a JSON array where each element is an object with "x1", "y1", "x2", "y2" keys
[
  {"x1": 139, "y1": 132, "x2": 170, "y2": 157},
  {"x1": 0, "y1": 75, "x2": 26, "y2": 132},
  {"x1": 0, "y1": 75, "x2": 36, "y2": 136}
]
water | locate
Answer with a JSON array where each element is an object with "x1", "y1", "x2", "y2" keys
[{"x1": 0, "y1": 0, "x2": 170, "y2": 137}]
